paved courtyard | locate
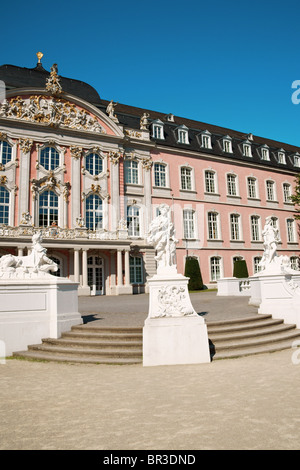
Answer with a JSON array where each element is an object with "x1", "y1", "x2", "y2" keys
[{"x1": 1, "y1": 291, "x2": 300, "y2": 450}]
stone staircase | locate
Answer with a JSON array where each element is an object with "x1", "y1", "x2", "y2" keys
[{"x1": 13, "y1": 314, "x2": 300, "y2": 364}]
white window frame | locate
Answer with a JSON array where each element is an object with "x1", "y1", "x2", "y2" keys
[
  {"x1": 223, "y1": 137, "x2": 232, "y2": 153},
  {"x1": 283, "y1": 183, "x2": 292, "y2": 203},
  {"x1": 250, "y1": 215, "x2": 261, "y2": 242},
  {"x1": 266, "y1": 180, "x2": 276, "y2": 202},
  {"x1": 39, "y1": 145, "x2": 61, "y2": 171},
  {"x1": 290, "y1": 256, "x2": 299, "y2": 271},
  {"x1": 127, "y1": 205, "x2": 141, "y2": 237},
  {"x1": 207, "y1": 211, "x2": 220, "y2": 240},
  {"x1": 0, "y1": 140, "x2": 13, "y2": 166},
  {"x1": 152, "y1": 120, "x2": 164, "y2": 140},
  {"x1": 204, "y1": 170, "x2": 217, "y2": 194},
  {"x1": 243, "y1": 142, "x2": 252, "y2": 157},
  {"x1": 183, "y1": 209, "x2": 196, "y2": 239},
  {"x1": 210, "y1": 256, "x2": 223, "y2": 281},
  {"x1": 180, "y1": 166, "x2": 193, "y2": 191},
  {"x1": 260, "y1": 145, "x2": 270, "y2": 161},
  {"x1": 177, "y1": 125, "x2": 189, "y2": 144},
  {"x1": 153, "y1": 162, "x2": 167, "y2": 188},
  {"x1": 38, "y1": 189, "x2": 59, "y2": 228},
  {"x1": 230, "y1": 213, "x2": 241, "y2": 241},
  {"x1": 287, "y1": 218, "x2": 296, "y2": 243},
  {"x1": 247, "y1": 177, "x2": 258, "y2": 199},
  {"x1": 253, "y1": 256, "x2": 262, "y2": 274},
  {"x1": 226, "y1": 173, "x2": 238, "y2": 196},
  {"x1": 0, "y1": 186, "x2": 10, "y2": 225},
  {"x1": 277, "y1": 149, "x2": 286, "y2": 164},
  {"x1": 85, "y1": 192, "x2": 104, "y2": 231},
  {"x1": 124, "y1": 159, "x2": 139, "y2": 185},
  {"x1": 129, "y1": 256, "x2": 144, "y2": 284},
  {"x1": 85, "y1": 152, "x2": 103, "y2": 176},
  {"x1": 200, "y1": 131, "x2": 212, "y2": 149}
]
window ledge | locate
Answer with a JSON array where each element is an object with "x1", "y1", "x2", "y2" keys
[
  {"x1": 180, "y1": 189, "x2": 197, "y2": 194},
  {"x1": 230, "y1": 240, "x2": 245, "y2": 243},
  {"x1": 204, "y1": 192, "x2": 220, "y2": 196}
]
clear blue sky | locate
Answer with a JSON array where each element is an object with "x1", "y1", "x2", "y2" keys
[{"x1": 2, "y1": 0, "x2": 300, "y2": 146}]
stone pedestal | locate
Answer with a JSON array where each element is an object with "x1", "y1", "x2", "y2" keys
[
  {"x1": 143, "y1": 274, "x2": 211, "y2": 366},
  {"x1": 257, "y1": 273, "x2": 300, "y2": 328},
  {"x1": 0, "y1": 277, "x2": 82, "y2": 356}
]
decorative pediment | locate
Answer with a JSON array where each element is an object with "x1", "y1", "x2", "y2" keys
[{"x1": 0, "y1": 94, "x2": 106, "y2": 134}]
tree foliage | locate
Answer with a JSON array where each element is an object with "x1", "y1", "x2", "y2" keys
[
  {"x1": 233, "y1": 259, "x2": 249, "y2": 278},
  {"x1": 184, "y1": 257, "x2": 204, "y2": 291}
]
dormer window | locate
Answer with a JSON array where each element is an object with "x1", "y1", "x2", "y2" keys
[
  {"x1": 177, "y1": 125, "x2": 189, "y2": 144},
  {"x1": 260, "y1": 145, "x2": 270, "y2": 161},
  {"x1": 242, "y1": 140, "x2": 252, "y2": 157},
  {"x1": 277, "y1": 149, "x2": 286, "y2": 164},
  {"x1": 223, "y1": 136, "x2": 232, "y2": 153},
  {"x1": 166, "y1": 113, "x2": 174, "y2": 122},
  {"x1": 292, "y1": 153, "x2": 300, "y2": 167},
  {"x1": 152, "y1": 120, "x2": 164, "y2": 140},
  {"x1": 200, "y1": 130, "x2": 212, "y2": 149}
]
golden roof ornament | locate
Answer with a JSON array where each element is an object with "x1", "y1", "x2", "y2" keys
[
  {"x1": 45, "y1": 63, "x2": 62, "y2": 95},
  {"x1": 36, "y1": 52, "x2": 43, "y2": 63}
]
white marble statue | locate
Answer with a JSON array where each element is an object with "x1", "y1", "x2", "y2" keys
[
  {"x1": 0, "y1": 231, "x2": 58, "y2": 277},
  {"x1": 258, "y1": 216, "x2": 298, "y2": 275},
  {"x1": 147, "y1": 204, "x2": 178, "y2": 275}
]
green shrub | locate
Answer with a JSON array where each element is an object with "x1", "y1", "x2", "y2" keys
[
  {"x1": 233, "y1": 259, "x2": 249, "y2": 278},
  {"x1": 184, "y1": 257, "x2": 204, "y2": 291}
]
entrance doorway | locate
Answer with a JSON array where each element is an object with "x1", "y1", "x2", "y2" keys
[{"x1": 87, "y1": 256, "x2": 104, "y2": 295}]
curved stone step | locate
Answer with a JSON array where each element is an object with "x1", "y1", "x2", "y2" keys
[
  {"x1": 26, "y1": 343, "x2": 142, "y2": 358},
  {"x1": 208, "y1": 323, "x2": 295, "y2": 342},
  {"x1": 43, "y1": 337, "x2": 143, "y2": 349},
  {"x1": 12, "y1": 350, "x2": 141, "y2": 365}
]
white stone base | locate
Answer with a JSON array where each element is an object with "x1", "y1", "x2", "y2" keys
[
  {"x1": 143, "y1": 273, "x2": 211, "y2": 366},
  {"x1": 0, "y1": 277, "x2": 82, "y2": 356},
  {"x1": 217, "y1": 277, "x2": 251, "y2": 296},
  {"x1": 143, "y1": 315, "x2": 211, "y2": 366},
  {"x1": 257, "y1": 274, "x2": 300, "y2": 328}
]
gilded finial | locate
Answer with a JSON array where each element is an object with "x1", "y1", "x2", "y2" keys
[{"x1": 36, "y1": 52, "x2": 43, "y2": 63}]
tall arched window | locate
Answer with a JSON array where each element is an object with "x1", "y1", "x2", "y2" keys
[
  {"x1": 0, "y1": 141, "x2": 12, "y2": 165},
  {"x1": 85, "y1": 194, "x2": 103, "y2": 230},
  {"x1": 85, "y1": 153, "x2": 103, "y2": 176},
  {"x1": 40, "y1": 147, "x2": 60, "y2": 171},
  {"x1": 210, "y1": 256, "x2": 221, "y2": 281},
  {"x1": 39, "y1": 190, "x2": 58, "y2": 227},
  {"x1": 0, "y1": 187, "x2": 10, "y2": 224},
  {"x1": 127, "y1": 206, "x2": 140, "y2": 237}
]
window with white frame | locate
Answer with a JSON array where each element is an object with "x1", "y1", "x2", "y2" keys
[
  {"x1": 130, "y1": 256, "x2": 143, "y2": 284},
  {"x1": 124, "y1": 160, "x2": 139, "y2": 184},
  {"x1": 243, "y1": 143, "x2": 252, "y2": 157},
  {"x1": 154, "y1": 162, "x2": 166, "y2": 187},
  {"x1": 85, "y1": 153, "x2": 103, "y2": 176},
  {"x1": 177, "y1": 127, "x2": 189, "y2": 144},
  {"x1": 261, "y1": 146, "x2": 270, "y2": 161},
  {"x1": 266, "y1": 180, "x2": 275, "y2": 201},
  {"x1": 290, "y1": 256, "x2": 299, "y2": 271},
  {"x1": 85, "y1": 193, "x2": 103, "y2": 230},
  {"x1": 287, "y1": 219, "x2": 296, "y2": 242},
  {"x1": 283, "y1": 183, "x2": 291, "y2": 203},
  {"x1": 294, "y1": 155, "x2": 300, "y2": 168},
  {"x1": 210, "y1": 256, "x2": 221, "y2": 281},
  {"x1": 278, "y1": 151, "x2": 286, "y2": 164},
  {"x1": 205, "y1": 170, "x2": 216, "y2": 193},
  {"x1": 253, "y1": 256, "x2": 262, "y2": 273},
  {"x1": 152, "y1": 121, "x2": 164, "y2": 139},
  {"x1": 250, "y1": 215, "x2": 260, "y2": 241},
  {"x1": 227, "y1": 174, "x2": 237, "y2": 196},
  {"x1": 201, "y1": 132, "x2": 212, "y2": 149},
  {"x1": 0, "y1": 186, "x2": 10, "y2": 224},
  {"x1": 180, "y1": 167, "x2": 192, "y2": 190},
  {"x1": 39, "y1": 190, "x2": 58, "y2": 227},
  {"x1": 183, "y1": 209, "x2": 195, "y2": 239},
  {"x1": 247, "y1": 177, "x2": 257, "y2": 199},
  {"x1": 223, "y1": 138, "x2": 232, "y2": 153},
  {"x1": 127, "y1": 206, "x2": 140, "y2": 237},
  {"x1": 230, "y1": 214, "x2": 241, "y2": 240},
  {"x1": 208, "y1": 212, "x2": 219, "y2": 239},
  {"x1": 0, "y1": 141, "x2": 12, "y2": 165},
  {"x1": 40, "y1": 146, "x2": 60, "y2": 171}
]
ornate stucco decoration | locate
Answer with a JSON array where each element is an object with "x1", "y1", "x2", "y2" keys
[
  {"x1": 62, "y1": 182, "x2": 71, "y2": 202},
  {"x1": 30, "y1": 171, "x2": 60, "y2": 200},
  {"x1": 0, "y1": 175, "x2": 7, "y2": 185},
  {"x1": 70, "y1": 146, "x2": 83, "y2": 160},
  {"x1": 0, "y1": 231, "x2": 58, "y2": 278},
  {"x1": 20, "y1": 211, "x2": 33, "y2": 226},
  {"x1": 45, "y1": 64, "x2": 63, "y2": 95},
  {"x1": 109, "y1": 150, "x2": 123, "y2": 165},
  {"x1": 19, "y1": 138, "x2": 33, "y2": 154},
  {"x1": 141, "y1": 156, "x2": 153, "y2": 171},
  {"x1": 124, "y1": 129, "x2": 142, "y2": 139},
  {"x1": 156, "y1": 285, "x2": 196, "y2": 317},
  {"x1": 140, "y1": 112, "x2": 150, "y2": 130},
  {"x1": 0, "y1": 95, "x2": 105, "y2": 134}
]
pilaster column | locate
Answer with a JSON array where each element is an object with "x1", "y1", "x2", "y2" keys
[
  {"x1": 117, "y1": 249, "x2": 123, "y2": 287},
  {"x1": 82, "y1": 248, "x2": 88, "y2": 288},
  {"x1": 74, "y1": 248, "x2": 80, "y2": 283},
  {"x1": 124, "y1": 249, "x2": 130, "y2": 286},
  {"x1": 17, "y1": 247, "x2": 24, "y2": 257}
]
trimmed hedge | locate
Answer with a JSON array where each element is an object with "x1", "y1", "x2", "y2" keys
[
  {"x1": 233, "y1": 259, "x2": 249, "y2": 278},
  {"x1": 184, "y1": 257, "x2": 204, "y2": 291}
]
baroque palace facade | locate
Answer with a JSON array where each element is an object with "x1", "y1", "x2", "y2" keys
[{"x1": 0, "y1": 55, "x2": 299, "y2": 295}]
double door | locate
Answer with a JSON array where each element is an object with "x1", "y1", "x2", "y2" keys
[{"x1": 87, "y1": 256, "x2": 104, "y2": 295}]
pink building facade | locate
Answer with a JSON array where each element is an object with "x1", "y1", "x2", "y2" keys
[{"x1": 0, "y1": 58, "x2": 299, "y2": 295}]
